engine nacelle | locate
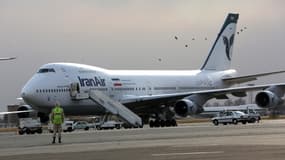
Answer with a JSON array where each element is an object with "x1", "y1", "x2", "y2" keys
[
  {"x1": 174, "y1": 99, "x2": 203, "y2": 117},
  {"x1": 17, "y1": 105, "x2": 32, "y2": 118},
  {"x1": 255, "y1": 90, "x2": 282, "y2": 108}
]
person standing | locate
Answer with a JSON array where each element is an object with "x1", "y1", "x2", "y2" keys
[{"x1": 51, "y1": 102, "x2": 64, "y2": 144}]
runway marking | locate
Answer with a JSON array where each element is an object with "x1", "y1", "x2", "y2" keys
[{"x1": 152, "y1": 151, "x2": 224, "y2": 156}]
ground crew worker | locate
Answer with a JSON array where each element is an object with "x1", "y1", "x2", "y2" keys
[{"x1": 51, "y1": 101, "x2": 64, "y2": 144}]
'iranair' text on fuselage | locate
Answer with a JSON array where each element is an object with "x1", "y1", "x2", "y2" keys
[{"x1": 78, "y1": 76, "x2": 106, "y2": 87}]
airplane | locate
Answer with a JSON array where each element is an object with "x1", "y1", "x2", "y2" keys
[
  {"x1": 0, "y1": 57, "x2": 16, "y2": 61},
  {"x1": 16, "y1": 13, "x2": 285, "y2": 127}
]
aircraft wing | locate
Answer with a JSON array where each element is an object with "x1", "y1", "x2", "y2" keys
[
  {"x1": 123, "y1": 83, "x2": 285, "y2": 107},
  {"x1": 222, "y1": 70, "x2": 285, "y2": 84},
  {"x1": 0, "y1": 110, "x2": 33, "y2": 115}
]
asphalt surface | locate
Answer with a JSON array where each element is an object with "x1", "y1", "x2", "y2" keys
[{"x1": 1, "y1": 120, "x2": 285, "y2": 160}]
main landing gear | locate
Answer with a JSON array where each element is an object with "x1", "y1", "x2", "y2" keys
[
  {"x1": 149, "y1": 119, "x2": 177, "y2": 128},
  {"x1": 148, "y1": 106, "x2": 177, "y2": 128}
]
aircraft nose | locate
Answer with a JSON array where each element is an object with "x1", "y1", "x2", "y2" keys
[{"x1": 21, "y1": 81, "x2": 35, "y2": 104}]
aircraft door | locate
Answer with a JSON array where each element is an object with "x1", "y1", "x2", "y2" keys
[{"x1": 70, "y1": 82, "x2": 80, "y2": 98}]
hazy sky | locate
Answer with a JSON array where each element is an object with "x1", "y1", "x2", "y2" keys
[{"x1": 0, "y1": 0, "x2": 285, "y2": 111}]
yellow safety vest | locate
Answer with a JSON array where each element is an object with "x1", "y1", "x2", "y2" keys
[{"x1": 52, "y1": 106, "x2": 63, "y2": 125}]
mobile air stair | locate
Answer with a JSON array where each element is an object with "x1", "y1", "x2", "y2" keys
[{"x1": 70, "y1": 83, "x2": 142, "y2": 128}]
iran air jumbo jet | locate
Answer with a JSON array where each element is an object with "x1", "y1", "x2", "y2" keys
[{"x1": 18, "y1": 13, "x2": 285, "y2": 127}]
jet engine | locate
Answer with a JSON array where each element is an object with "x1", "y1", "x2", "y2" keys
[
  {"x1": 255, "y1": 90, "x2": 282, "y2": 108},
  {"x1": 17, "y1": 105, "x2": 32, "y2": 118},
  {"x1": 174, "y1": 99, "x2": 203, "y2": 117}
]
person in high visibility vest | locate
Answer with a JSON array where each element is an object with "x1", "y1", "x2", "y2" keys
[{"x1": 51, "y1": 101, "x2": 65, "y2": 144}]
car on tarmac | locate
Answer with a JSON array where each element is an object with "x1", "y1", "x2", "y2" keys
[
  {"x1": 96, "y1": 120, "x2": 123, "y2": 130},
  {"x1": 73, "y1": 121, "x2": 92, "y2": 130},
  {"x1": 48, "y1": 120, "x2": 74, "y2": 133},
  {"x1": 244, "y1": 109, "x2": 261, "y2": 123},
  {"x1": 212, "y1": 111, "x2": 248, "y2": 126}
]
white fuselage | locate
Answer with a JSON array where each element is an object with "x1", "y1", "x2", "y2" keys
[{"x1": 21, "y1": 63, "x2": 237, "y2": 115}]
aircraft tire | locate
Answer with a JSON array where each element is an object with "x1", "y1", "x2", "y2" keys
[
  {"x1": 165, "y1": 120, "x2": 171, "y2": 127},
  {"x1": 154, "y1": 120, "x2": 160, "y2": 127},
  {"x1": 160, "y1": 120, "x2": 165, "y2": 127},
  {"x1": 171, "y1": 119, "x2": 177, "y2": 127},
  {"x1": 149, "y1": 120, "x2": 154, "y2": 128}
]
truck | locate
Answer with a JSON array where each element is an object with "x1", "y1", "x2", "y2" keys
[{"x1": 18, "y1": 118, "x2": 42, "y2": 135}]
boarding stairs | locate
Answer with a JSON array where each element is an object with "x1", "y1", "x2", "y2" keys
[{"x1": 69, "y1": 83, "x2": 142, "y2": 128}]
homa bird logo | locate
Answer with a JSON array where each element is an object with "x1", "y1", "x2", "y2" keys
[{"x1": 223, "y1": 34, "x2": 235, "y2": 60}]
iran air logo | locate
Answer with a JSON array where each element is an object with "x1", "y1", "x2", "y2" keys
[{"x1": 223, "y1": 34, "x2": 235, "y2": 60}]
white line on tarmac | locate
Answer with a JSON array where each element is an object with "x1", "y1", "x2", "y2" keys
[{"x1": 152, "y1": 151, "x2": 224, "y2": 156}]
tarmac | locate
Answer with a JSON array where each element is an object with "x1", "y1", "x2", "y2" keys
[{"x1": 1, "y1": 120, "x2": 285, "y2": 160}]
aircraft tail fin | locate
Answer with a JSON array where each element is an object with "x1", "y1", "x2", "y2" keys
[{"x1": 201, "y1": 13, "x2": 239, "y2": 71}]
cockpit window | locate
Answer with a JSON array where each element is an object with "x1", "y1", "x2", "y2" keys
[{"x1": 37, "y1": 68, "x2": 55, "y2": 73}]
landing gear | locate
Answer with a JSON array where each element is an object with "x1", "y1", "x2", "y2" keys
[
  {"x1": 148, "y1": 106, "x2": 178, "y2": 128},
  {"x1": 149, "y1": 119, "x2": 177, "y2": 128}
]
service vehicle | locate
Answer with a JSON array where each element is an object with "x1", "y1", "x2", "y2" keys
[
  {"x1": 96, "y1": 120, "x2": 123, "y2": 130},
  {"x1": 73, "y1": 121, "x2": 91, "y2": 130},
  {"x1": 18, "y1": 118, "x2": 42, "y2": 135},
  {"x1": 48, "y1": 120, "x2": 74, "y2": 133},
  {"x1": 244, "y1": 109, "x2": 261, "y2": 123},
  {"x1": 212, "y1": 111, "x2": 248, "y2": 126}
]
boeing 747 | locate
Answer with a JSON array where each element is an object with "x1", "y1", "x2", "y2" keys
[{"x1": 16, "y1": 13, "x2": 285, "y2": 127}]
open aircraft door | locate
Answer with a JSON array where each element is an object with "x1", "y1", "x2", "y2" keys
[
  {"x1": 70, "y1": 82, "x2": 80, "y2": 98},
  {"x1": 69, "y1": 82, "x2": 89, "y2": 100}
]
